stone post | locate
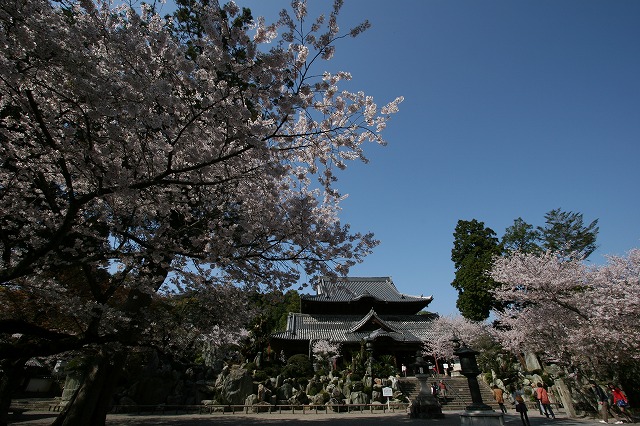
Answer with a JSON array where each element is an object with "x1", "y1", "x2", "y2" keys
[{"x1": 554, "y1": 378, "x2": 576, "y2": 418}]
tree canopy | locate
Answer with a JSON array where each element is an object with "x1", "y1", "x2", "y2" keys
[
  {"x1": 0, "y1": 0, "x2": 402, "y2": 423},
  {"x1": 501, "y1": 217, "x2": 541, "y2": 254},
  {"x1": 450, "y1": 219, "x2": 502, "y2": 321},
  {"x1": 453, "y1": 210, "x2": 599, "y2": 321},
  {"x1": 502, "y1": 210, "x2": 599, "y2": 259},
  {"x1": 490, "y1": 249, "x2": 640, "y2": 387},
  {"x1": 538, "y1": 208, "x2": 599, "y2": 260}
]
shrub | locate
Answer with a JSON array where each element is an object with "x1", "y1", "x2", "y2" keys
[
  {"x1": 315, "y1": 368, "x2": 328, "y2": 377},
  {"x1": 263, "y1": 364, "x2": 282, "y2": 378},
  {"x1": 253, "y1": 370, "x2": 269, "y2": 382},
  {"x1": 307, "y1": 383, "x2": 321, "y2": 396},
  {"x1": 282, "y1": 354, "x2": 313, "y2": 379},
  {"x1": 318, "y1": 391, "x2": 330, "y2": 404},
  {"x1": 371, "y1": 360, "x2": 395, "y2": 378}
]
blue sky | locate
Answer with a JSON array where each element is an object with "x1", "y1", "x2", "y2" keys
[{"x1": 163, "y1": 1, "x2": 640, "y2": 316}]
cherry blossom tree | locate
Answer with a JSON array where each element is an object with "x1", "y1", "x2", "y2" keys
[
  {"x1": 490, "y1": 250, "x2": 640, "y2": 382},
  {"x1": 311, "y1": 339, "x2": 341, "y2": 371},
  {"x1": 422, "y1": 314, "x2": 489, "y2": 368},
  {"x1": 0, "y1": 0, "x2": 402, "y2": 423}
]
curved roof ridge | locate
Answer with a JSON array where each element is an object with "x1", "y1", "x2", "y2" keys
[
  {"x1": 348, "y1": 309, "x2": 398, "y2": 333},
  {"x1": 400, "y1": 292, "x2": 434, "y2": 301}
]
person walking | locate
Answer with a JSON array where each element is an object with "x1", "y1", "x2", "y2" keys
[
  {"x1": 515, "y1": 395, "x2": 531, "y2": 426},
  {"x1": 438, "y1": 380, "x2": 448, "y2": 399},
  {"x1": 532, "y1": 385, "x2": 544, "y2": 415},
  {"x1": 431, "y1": 382, "x2": 439, "y2": 398},
  {"x1": 536, "y1": 383, "x2": 555, "y2": 419},
  {"x1": 608, "y1": 383, "x2": 632, "y2": 423},
  {"x1": 590, "y1": 381, "x2": 611, "y2": 423},
  {"x1": 492, "y1": 385, "x2": 508, "y2": 413}
]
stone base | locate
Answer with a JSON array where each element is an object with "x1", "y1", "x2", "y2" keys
[
  {"x1": 410, "y1": 396, "x2": 444, "y2": 419},
  {"x1": 460, "y1": 410, "x2": 504, "y2": 426}
]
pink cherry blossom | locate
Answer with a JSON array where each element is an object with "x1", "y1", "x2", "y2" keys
[{"x1": 490, "y1": 249, "x2": 640, "y2": 374}]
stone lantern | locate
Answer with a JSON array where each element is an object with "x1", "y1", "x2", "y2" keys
[
  {"x1": 365, "y1": 337, "x2": 374, "y2": 376},
  {"x1": 453, "y1": 340, "x2": 504, "y2": 426},
  {"x1": 409, "y1": 351, "x2": 443, "y2": 418}
]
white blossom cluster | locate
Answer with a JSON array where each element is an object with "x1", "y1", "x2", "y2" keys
[
  {"x1": 311, "y1": 339, "x2": 341, "y2": 360},
  {"x1": 0, "y1": 0, "x2": 401, "y2": 359},
  {"x1": 422, "y1": 315, "x2": 488, "y2": 361}
]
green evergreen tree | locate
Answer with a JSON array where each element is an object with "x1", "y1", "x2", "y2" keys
[
  {"x1": 451, "y1": 219, "x2": 503, "y2": 321},
  {"x1": 242, "y1": 290, "x2": 300, "y2": 358},
  {"x1": 538, "y1": 208, "x2": 599, "y2": 260},
  {"x1": 501, "y1": 217, "x2": 542, "y2": 254}
]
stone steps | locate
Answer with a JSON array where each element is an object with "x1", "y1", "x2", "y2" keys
[{"x1": 398, "y1": 376, "x2": 501, "y2": 411}]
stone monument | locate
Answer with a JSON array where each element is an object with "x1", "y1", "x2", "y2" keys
[{"x1": 409, "y1": 352, "x2": 443, "y2": 418}]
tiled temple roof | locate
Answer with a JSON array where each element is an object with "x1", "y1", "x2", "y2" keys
[
  {"x1": 271, "y1": 310, "x2": 437, "y2": 343},
  {"x1": 299, "y1": 276, "x2": 433, "y2": 315},
  {"x1": 303, "y1": 276, "x2": 432, "y2": 304}
]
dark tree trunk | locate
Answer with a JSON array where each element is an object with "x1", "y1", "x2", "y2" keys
[
  {"x1": 52, "y1": 346, "x2": 126, "y2": 426},
  {"x1": 0, "y1": 358, "x2": 28, "y2": 426}
]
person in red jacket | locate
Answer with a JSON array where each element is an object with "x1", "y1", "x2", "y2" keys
[
  {"x1": 608, "y1": 383, "x2": 633, "y2": 423},
  {"x1": 536, "y1": 383, "x2": 555, "y2": 419}
]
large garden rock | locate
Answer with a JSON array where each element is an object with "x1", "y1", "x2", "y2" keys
[
  {"x1": 342, "y1": 383, "x2": 351, "y2": 398},
  {"x1": 275, "y1": 374, "x2": 284, "y2": 388},
  {"x1": 219, "y1": 366, "x2": 253, "y2": 405},
  {"x1": 363, "y1": 376, "x2": 373, "y2": 388},
  {"x1": 311, "y1": 392, "x2": 327, "y2": 405},
  {"x1": 348, "y1": 391, "x2": 369, "y2": 404},
  {"x1": 293, "y1": 390, "x2": 309, "y2": 405},
  {"x1": 524, "y1": 352, "x2": 542, "y2": 370},
  {"x1": 257, "y1": 383, "x2": 267, "y2": 402},
  {"x1": 277, "y1": 382, "x2": 294, "y2": 401},
  {"x1": 351, "y1": 380, "x2": 364, "y2": 392},
  {"x1": 306, "y1": 379, "x2": 320, "y2": 395},
  {"x1": 328, "y1": 397, "x2": 346, "y2": 412},
  {"x1": 215, "y1": 365, "x2": 229, "y2": 388},
  {"x1": 331, "y1": 387, "x2": 345, "y2": 404},
  {"x1": 245, "y1": 394, "x2": 259, "y2": 406}
]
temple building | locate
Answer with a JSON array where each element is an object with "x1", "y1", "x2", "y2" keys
[{"x1": 270, "y1": 276, "x2": 437, "y2": 368}]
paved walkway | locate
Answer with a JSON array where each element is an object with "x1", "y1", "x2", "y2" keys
[{"x1": 7, "y1": 410, "x2": 621, "y2": 426}]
